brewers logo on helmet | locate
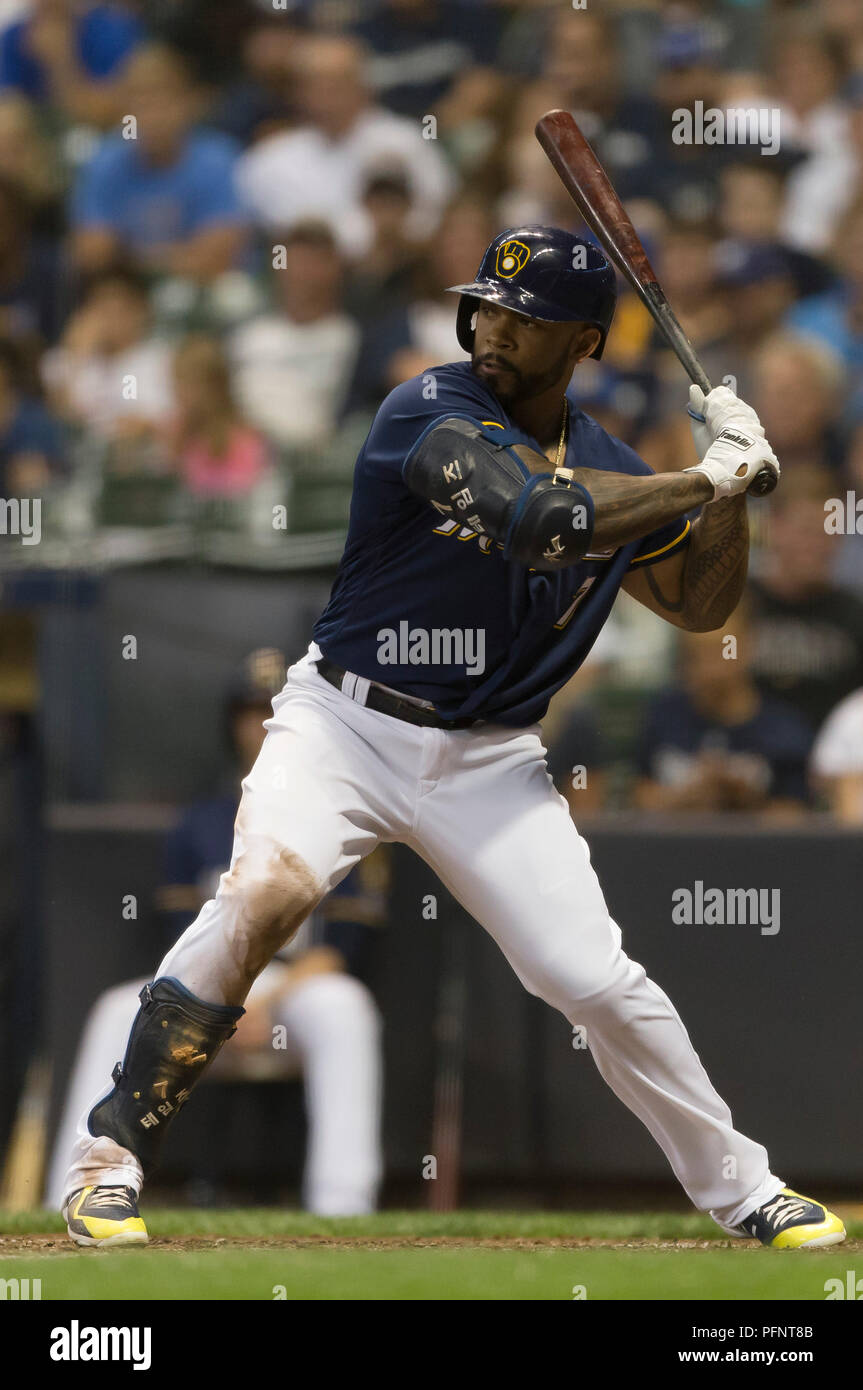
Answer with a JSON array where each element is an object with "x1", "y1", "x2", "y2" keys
[
  {"x1": 495, "y1": 239, "x2": 531, "y2": 278},
  {"x1": 448, "y1": 224, "x2": 617, "y2": 360}
]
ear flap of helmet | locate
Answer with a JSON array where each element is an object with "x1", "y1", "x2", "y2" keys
[{"x1": 456, "y1": 295, "x2": 478, "y2": 353}]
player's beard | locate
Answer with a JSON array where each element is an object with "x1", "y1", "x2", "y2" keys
[{"x1": 471, "y1": 344, "x2": 574, "y2": 408}]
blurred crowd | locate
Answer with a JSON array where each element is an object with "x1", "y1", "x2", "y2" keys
[{"x1": 0, "y1": 0, "x2": 863, "y2": 816}]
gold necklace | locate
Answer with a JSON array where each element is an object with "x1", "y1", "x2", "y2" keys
[{"x1": 553, "y1": 398, "x2": 572, "y2": 483}]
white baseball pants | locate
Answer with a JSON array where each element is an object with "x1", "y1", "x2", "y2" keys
[{"x1": 68, "y1": 642, "x2": 783, "y2": 1231}]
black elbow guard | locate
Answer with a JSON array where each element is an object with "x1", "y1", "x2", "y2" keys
[{"x1": 403, "y1": 416, "x2": 594, "y2": 570}]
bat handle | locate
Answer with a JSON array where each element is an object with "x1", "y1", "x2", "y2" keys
[{"x1": 747, "y1": 467, "x2": 778, "y2": 497}]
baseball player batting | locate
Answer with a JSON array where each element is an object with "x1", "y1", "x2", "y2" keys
[{"x1": 60, "y1": 226, "x2": 843, "y2": 1251}]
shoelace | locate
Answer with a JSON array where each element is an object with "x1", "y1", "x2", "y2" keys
[
  {"x1": 761, "y1": 1195, "x2": 812, "y2": 1230},
  {"x1": 85, "y1": 1186, "x2": 135, "y2": 1211}
]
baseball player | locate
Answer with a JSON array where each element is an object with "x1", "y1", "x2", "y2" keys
[{"x1": 61, "y1": 226, "x2": 843, "y2": 1250}]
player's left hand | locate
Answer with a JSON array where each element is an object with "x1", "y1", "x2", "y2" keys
[
  {"x1": 684, "y1": 425, "x2": 780, "y2": 501},
  {"x1": 687, "y1": 384, "x2": 765, "y2": 462}
]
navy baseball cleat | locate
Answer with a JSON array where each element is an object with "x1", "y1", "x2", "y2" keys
[
  {"x1": 65, "y1": 1185, "x2": 149, "y2": 1248},
  {"x1": 736, "y1": 1188, "x2": 845, "y2": 1249}
]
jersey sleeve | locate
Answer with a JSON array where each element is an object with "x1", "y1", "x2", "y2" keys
[
  {"x1": 360, "y1": 368, "x2": 510, "y2": 484},
  {"x1": 627, "y1": 514, "x2": 693, "y2": 570},
  {"x1": 611, "y1": 435, "x2": 694, "y2": 571}
]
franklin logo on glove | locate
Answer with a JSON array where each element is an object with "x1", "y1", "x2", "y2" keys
[{"x1": 715, "y1": 428, "x2": 757, "y2": 451}]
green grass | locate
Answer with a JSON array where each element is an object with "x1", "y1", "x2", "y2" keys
[
  {"x1": 2, "y1": 1209, "x2": 861, "y2": 1301},
  {"x1": 6, "y1": 1208, "x2": 862, "y2": 1240},
  {"x1": 3, "y1": 1247, "x2": 862, "y2": 1301}
]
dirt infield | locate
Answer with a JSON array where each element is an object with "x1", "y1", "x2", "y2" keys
[{"x1": 3, "y1": 1234, "x2": 861, "y2": 1256}]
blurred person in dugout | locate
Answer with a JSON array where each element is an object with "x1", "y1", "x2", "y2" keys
[
  {"x1": 47, "y1": 650, "x2": 386, "y2": 1216},
  {"x1": 633, "y1": 600, "x2": 814, "y2": 819}
]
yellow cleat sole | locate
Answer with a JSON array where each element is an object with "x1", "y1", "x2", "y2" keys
[
  {"x1": 770, "y1": 1215, "x2": 846, "y2": 1250},
  {"x1": 771, "y1": 1229, "x2": 846, "y2": 1250},
  {"x1": 68, "y1": 1225, "x2": 149, "y2": 1249}
]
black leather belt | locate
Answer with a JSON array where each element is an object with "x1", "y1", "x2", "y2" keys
[{"x1": 315, "y1": 656, "x2": 481, "y2": 729}]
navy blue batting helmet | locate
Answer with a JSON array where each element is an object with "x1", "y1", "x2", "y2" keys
[{"x1": 447, "y1": 225, "x2": 617, "y2": 360}]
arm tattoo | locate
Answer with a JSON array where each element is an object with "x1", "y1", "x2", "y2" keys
[
  {"x1": 515, "y1": 441, "x2": 743, "y2": 624},
  {"x1": 579, "y1": 468, "x2": 710, "y2": 550},
  {"x1": 680, "y1": 495, "x2": 749, "y2": 629},
  {"x1": 645, "y1": 562, "x2": 685, "y2": 613}
]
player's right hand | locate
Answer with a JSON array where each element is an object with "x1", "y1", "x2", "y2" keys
[{"x1": 686, "y1": 384, "x2": 765, "y2": 461}]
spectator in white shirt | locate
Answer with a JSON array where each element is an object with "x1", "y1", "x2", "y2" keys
[
  {"x1": 773, "y1": 16, "x2": 858, "y2": 255},
  {"x1": 42, "y1": 263, "x2": 173, "y2": 442},
  {"x1": 236, "y1": 34, "x2": 454, "y2": 258},
  {"x1": 229, "y1": 219, "x2": 359, "y2": 450},
  {"x1": 811, "y1": 687, "x2": 863, "y2": 824}
]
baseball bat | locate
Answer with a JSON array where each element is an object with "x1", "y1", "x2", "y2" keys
[
  {"x1": 0, "y1": 1055, "x2": 51, "y2": 1211},
  {"x1": 535, "y1": 108, "x2": 777, "y2": 497},
  {"x1": 428, "y1": 901, "x2": 467, "y2": 1212}
]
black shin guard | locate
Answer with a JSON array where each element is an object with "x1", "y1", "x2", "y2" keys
[{"x1": 88, "y1": 977, "x2": 245, "y2": 1177}]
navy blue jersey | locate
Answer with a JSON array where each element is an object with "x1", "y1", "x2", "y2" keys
[{"x1": 314, "y1": 361, "x2": 692, "y2": 726}]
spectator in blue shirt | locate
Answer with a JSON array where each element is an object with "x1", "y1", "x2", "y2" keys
[
  {"x1": 0, "y1": 0, "x2": 144, "y2": 127},
  {"x1": 786, "y1": 194, "x2": 863, "y2": 405},
  {"x1": 71, "y1": 42, "x2": 249, "y2": 283}
]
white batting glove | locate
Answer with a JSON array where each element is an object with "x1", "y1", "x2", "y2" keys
[
  {"x1": 684, "y1": 424, "x2": 780, "y2": 500},
  {"x1": 687, "y1": 384, "x2": 765, "y2": 462}
]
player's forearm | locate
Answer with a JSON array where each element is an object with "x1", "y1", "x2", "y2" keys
[
  {"x1": 408, "y1": 422, "x2": 713, "y2": 573},
  {"x1": 569, "y1": 464, "x2": 711, "y2": 549},
  {"x1": 513, "y1": 444, "x2": 713, "y2": 548}
]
